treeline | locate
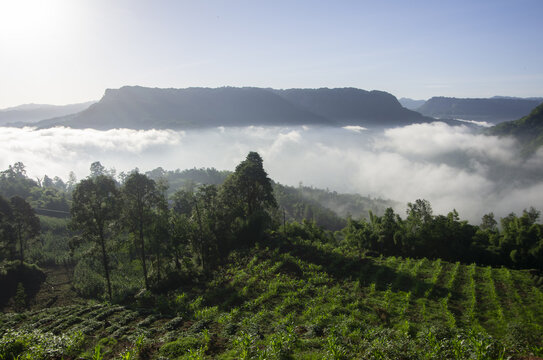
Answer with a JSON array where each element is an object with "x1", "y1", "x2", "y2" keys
[
  {"x1": 1, "y1": 156, "x2": 543, "y2": 302},
  {"x1": 0, "y1": 162, "x2": 71, "y2": 217},
  {"x1": 341, "y1": 199, "x2": 543, "y2": 270}
]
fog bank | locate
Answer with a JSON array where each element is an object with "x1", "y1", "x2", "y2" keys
[{"x1": 1, "y1": 123, "x2": 542, "y2": 222}]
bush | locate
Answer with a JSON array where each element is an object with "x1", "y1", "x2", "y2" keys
[
  {"x1": 0, "y1": 329, "x2": 85, "y2": 359},
  {"x1": 159, "y1": 336, "x2": 204, "y2": 358}
]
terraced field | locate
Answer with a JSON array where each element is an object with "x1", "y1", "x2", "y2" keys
[{"x1": 1, "y1": 242, "x2": 542, "y2": 359}]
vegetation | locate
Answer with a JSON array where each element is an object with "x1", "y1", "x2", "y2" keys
[
  {"x1": 0, "y1": 155, "x2": 542, "y2": 359},
  {"x1": 488, "y1": 101, "x2": 543, "y2": 155}
]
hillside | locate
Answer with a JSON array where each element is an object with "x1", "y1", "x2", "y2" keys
[
  {"x1": 36, "y1": 86, "x2": 433, "y2": 130},
  {"x1": 488, "y1": 102, "x2": 543, "y2": 154},
  {"x1": 0, "y1": 102, "x2": 95, "y2": 126},
  {"x1": 417, "y1": 96, "x2": 542, "y2": 123},
  {"x1": 2, "y1": 158, "x2": 543, "y2": 359},
  {"x1": 1, "y1": 242, "x2": 542, "y2": 359},
  {"x1": 273, "y1": 88, "x2": 430, "y2": 127}
]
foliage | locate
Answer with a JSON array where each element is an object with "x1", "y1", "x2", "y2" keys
[{"x1": 70, "y1": 174, "x2": 121, "y2": 300}]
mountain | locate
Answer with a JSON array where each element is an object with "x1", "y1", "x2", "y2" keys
[
  {"x1": 487, "y1": 102, "x2": 543, "y2": 155},
  {"x1": 491, "y1": 96, "x2": 543, "y2": 101},
  {"x1": 273, "y1": 88, "x2": 430, "y2": 126},
  {"x1": 417, "y1": 96, "x2": 542, "y2": 123},
  {"x1": 0, "y1": 101, "x2": 95, "y2": 126},
  {"x1": 398, "y1": 97, "x2": 426, "y2": 110},
  {"x1": 37, "y1": 87, "x2": 330, "y2": 130},
  {"x1": 36, "y1": 86, "x2": 433, "y2": 130}
]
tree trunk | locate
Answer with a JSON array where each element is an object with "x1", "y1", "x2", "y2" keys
[
  {"x1": 17, "y1": 224, "x2": 24, "y2": 265},
  {"x1": 193, "y1": 201, "x2": 205, "y2": 272},
  {"x1": 99, "y1": 229, "x2": 112, "y2": 301},
  {"x1": 140, "y1": 220, "x2": 149, "y2": 289},
  {"x1": 157, "y1": 246, "x2": 161, "y2": 283}
]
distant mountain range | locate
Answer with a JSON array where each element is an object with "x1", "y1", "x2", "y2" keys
[
  {"x1": 4, "y1": 89, "x2": 542, "y2": 131},
  {"x1": 417, "y1": 96, "x2": 542, "y2": 123},
  {"x1": 0, "y1": 101, "x2": 95, "y2": 126},
  {"x1": 398, "y1": 98, "x2": 426, "y2": 110},
  {"x1": 34, "y1": 86, "x2": 432, "y2": 130},
  {"x1": 488, "y1": 102, "x2": 543, "y2": 155}
]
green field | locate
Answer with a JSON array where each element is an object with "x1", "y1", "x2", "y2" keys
[{"x1": 1, "y1": 239, "x2": 542, "y2": 359}]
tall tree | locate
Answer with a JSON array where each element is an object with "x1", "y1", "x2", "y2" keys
[
  {"x1": 70, "y1": 175, "x2": 121, "y2": 300},
  {"x1": 122, "y1": 172, "x2": 159, "y2": 289},
  {"x1": 221, "y1": 152, "x2": 277, "y2": 218},
  {"x1": 10, "y1": 196, "x2": 40, "y2": 265},
  {"x1": 219, "y1": 152, "x2": 278, "y2": 249}
]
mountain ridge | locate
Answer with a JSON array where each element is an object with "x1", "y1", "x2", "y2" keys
[
  {"x1": 418, "y1": 96, "x2": 542, "y2": 123},
  {"x1": 35, "y1": 86, "x2": 433, "y2": 130},
  {"x1": 0, "y1": 101, "x2": 96, "y2": 126}
]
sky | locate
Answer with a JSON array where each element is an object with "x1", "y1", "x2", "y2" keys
[{"x1": 1, "y1": 0, "x2": 543, "y2": 108}]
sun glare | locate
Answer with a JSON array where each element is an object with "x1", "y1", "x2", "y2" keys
[{"x1": 0, "y1": 0, "x2": 67, "y2": 42}]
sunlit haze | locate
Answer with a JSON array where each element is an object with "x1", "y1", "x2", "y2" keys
[{"x1": 1, "y1": 0, "x2": 543, "y2": 108}]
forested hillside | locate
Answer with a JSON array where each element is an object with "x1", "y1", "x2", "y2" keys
[
  {"x1": 487, "y1": 102, "x2": 543, "y2": 155},
  {"x1": 1, "y1": 156, "x2": 542, "y2": 359}
]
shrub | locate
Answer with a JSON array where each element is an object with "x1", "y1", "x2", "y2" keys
[{"x1": 159, "y1": 336, "x2": 204, "y2": 358}]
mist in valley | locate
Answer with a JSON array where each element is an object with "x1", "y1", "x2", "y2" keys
[{"x1": 1, "y1": 122, "x2": 542, "y2": 223}]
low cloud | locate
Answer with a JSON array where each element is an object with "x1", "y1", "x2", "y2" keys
[{"x1": 1, "y1": 123, "x2": 542, "y2": 223}]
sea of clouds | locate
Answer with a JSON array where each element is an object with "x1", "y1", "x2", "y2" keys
[{"x1": 1, "y1": 122, "x2": 542, "y2": 223}]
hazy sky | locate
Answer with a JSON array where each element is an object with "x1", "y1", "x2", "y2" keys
[{"x1": 1, "y1": 0, "x2": 542, "y2": 108}]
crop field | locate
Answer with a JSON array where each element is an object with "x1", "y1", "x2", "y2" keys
[{"x1": 1, "y1": 241, "x2": 542, "y2": 359}]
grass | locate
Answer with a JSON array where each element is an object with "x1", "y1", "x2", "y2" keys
[{"x1": 1, "y1": 239, "x2": 542, "y2": 359}]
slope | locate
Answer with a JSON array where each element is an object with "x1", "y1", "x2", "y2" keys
[
  {"x1": 37, "y1": 86, "x2": 435, "y2": 130},
  {"x1": 0, "y1": 101, "x2": 95, "y2": 126},
  {"x1": 274, "y1": 87, "x2": 432, "y2": 126},
  {"x1": 418, "y1": 96, "x2": 542, "y2": 123},
  {"x1": 487, "y1": 102, "x2": 543, "y2": 155},
  {"x1": 37, "y1": 87, "x2": 331, "y2": 130},
  {"x1": 1, "y1": 242, "x2": 542, "y2": 359}
]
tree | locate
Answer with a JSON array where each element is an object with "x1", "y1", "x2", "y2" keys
[
  {"x1": 406, "y1": 199, "x2": 433, "y2": 226},
  {"x1": 0, "y1": 195, "x2": 16, "y2": 261},
  {"x1": 480, "y1": 213, "x2": 498, "y2": 232},
  {"x1": 121, "y1": 171, "x2": 160, "y2": 289},
  {"x1": 10, "y1": 196, "x2": 40, "y2": 265},
  {"x1": 221, "y1": 152, "x2": 277, "y2": 218},
  {"x1": 70, "y1": 175, "x2": 121, "y2": 300},
  {"x1": 219, "y1": 152, "x2": 277, "y2": 249},
  {"x1": 342, "y1": 217, "x2": 374, "y2": 257},
  {"x1": 0, "y1": 162, "x2": 39, "y2": 199},
  {"x1": 66, "y1": 172, "x2": 77, "y2": 192},
  {"x1": 89, "y1": 161, "x2": 106, "y2": 178}
]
